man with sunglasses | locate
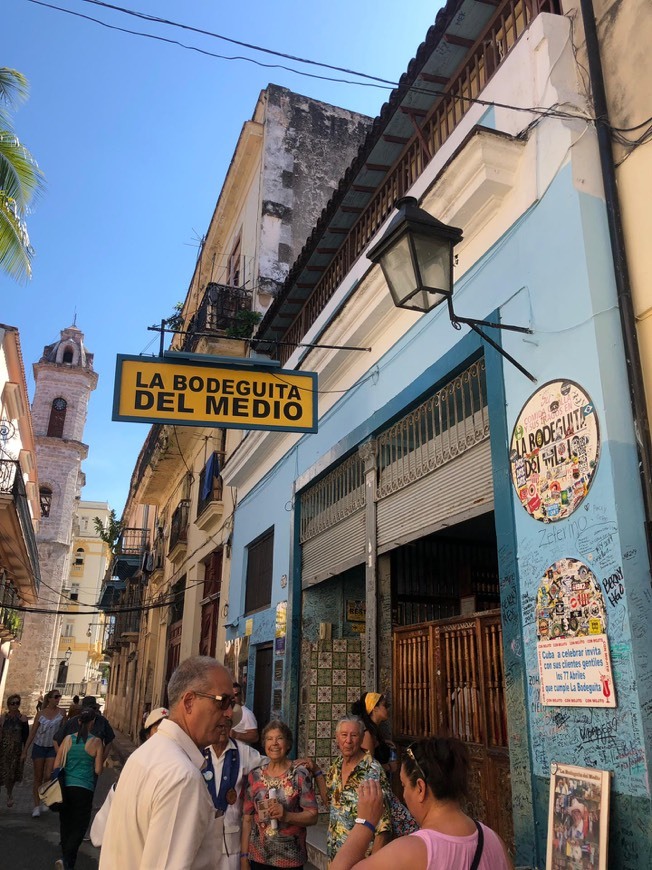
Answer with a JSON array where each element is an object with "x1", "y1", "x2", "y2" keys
[{"x1": 99, "y1": 656, "x2": 236, "y2": 870}]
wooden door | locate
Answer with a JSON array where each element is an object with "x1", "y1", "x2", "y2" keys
[{"x1": 393, "y1": 611, "x2": 513, "y2": 852}]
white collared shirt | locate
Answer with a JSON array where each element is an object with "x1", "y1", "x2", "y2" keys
[
  {"x1": 99, "y1": 719, "x2": 218, "y2": 870},
  {"x1": 208, "y1": 738, "x2": 264, "y2": 834}
]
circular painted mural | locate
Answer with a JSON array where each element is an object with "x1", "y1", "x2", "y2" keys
[
  {"x1": 509, "y1": 380, "x2": 599, "y2": 522},
  {"x1": 536, "y1": 558, "x2": 607, "y2": 641}
]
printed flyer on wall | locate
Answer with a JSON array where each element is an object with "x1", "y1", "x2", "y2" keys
[{"x1": 546, "y1": 763, "x2": 610, "y2": 870}]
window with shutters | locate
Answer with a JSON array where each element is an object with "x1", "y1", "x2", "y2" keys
[
  {"x1": 47, "y1": 397, "x2": 67, "y2": 437},
  {"x1": 244, "y1": 527, "x2": 274, "y2": 614}
]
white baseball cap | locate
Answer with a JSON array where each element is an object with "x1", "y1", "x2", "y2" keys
[{"x1": 144, "y1": 706, "x2": 169, "y2": 731}]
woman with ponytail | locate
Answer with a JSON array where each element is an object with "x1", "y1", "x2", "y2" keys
[
  {"x1": 350, "y1": 693, "x2": 397, "y2": 775},
  {"x1": 52, "y1": 707, "x2": 103, "y2": 870},
  {"x1": 330, "y1": 736, "x2": 512, "y2": 869}
]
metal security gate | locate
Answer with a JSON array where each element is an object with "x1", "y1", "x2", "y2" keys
[
  {"x1": 376, "y1": 359, "x2": 493, "y2": 552},
  {"x1": 300, "y1": 452, "x2": 366, "y2": 587},
  {"x1": 393, "y1": 611, "x2": 513, "y2": 852}
]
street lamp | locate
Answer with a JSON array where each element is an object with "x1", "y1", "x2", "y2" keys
[
  {"x1": 65, "y1": 647, "x2": 72, "y2": 662},
  {"x1": 368, "y1": 196, "x2": 536, "y2": 381}
]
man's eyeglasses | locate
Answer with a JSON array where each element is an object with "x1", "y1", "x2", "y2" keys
[
  {"x1": 52, "y1": 695, "x2": 61, "y2": 699},
  {"x1": 194, "y1": 691, "x2": 236, "y2": 710},
  {"x1": 405, "y1": 744, "x2": 427, "y2": 782}
]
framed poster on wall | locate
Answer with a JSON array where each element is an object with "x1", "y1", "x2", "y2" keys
[{"x1": 546, "y1": 763, "x2": 610, "y2": 870}]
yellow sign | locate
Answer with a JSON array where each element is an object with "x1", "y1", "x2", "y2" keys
[
  {"x1": 113, "y1": 354, "x2": 317, "y2": 432},
  {"x1": 245, "y1": 618, "x2": 254, "y2": 637}
]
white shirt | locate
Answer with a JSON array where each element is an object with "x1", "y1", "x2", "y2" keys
[
  {"x1": 230, "y1": 704, "x2": 257, "y2": 735},
  {"x1": 99, "y1": 719, "x2": 218, "y2": 870},
  {"x1": 208, "y1": 738, "x2": 264, "y2": 834}
]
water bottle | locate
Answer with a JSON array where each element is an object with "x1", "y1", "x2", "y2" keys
[{"x1": 269, "y1": 787, "x2": 278, "y2": 830}]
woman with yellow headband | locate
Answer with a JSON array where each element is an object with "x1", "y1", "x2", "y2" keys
[
  {"x1": 351, "y1": 693, "x2": 397, "y2": 775},
  {"x1": 351, "y1": 692, "x2": 419, "y2": 839}
]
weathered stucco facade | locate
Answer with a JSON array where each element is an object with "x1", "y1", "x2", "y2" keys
[{"x1": 101, "y1": 84, "x2": 371, "y2": 742}]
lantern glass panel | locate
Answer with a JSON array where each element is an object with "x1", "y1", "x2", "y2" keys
[
  {"x1": 412, "y1": 232, "x2": 451, "y2": 296},
  {"x1": 379, "y1": 234, "x2": 417, "y2": 307}
]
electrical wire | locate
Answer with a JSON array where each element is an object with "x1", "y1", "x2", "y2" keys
[{"x1": 26, "y1": 0, "x2": 596, "y2": 123}]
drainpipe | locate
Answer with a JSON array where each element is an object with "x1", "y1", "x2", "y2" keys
[{"x1": 579, "y1": 0, "x2": 652, "y2": 564}]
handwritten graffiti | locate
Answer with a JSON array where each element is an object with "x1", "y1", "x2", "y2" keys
[{"x1": 602, "y1": 566, "x2": 624, "y2": 608}]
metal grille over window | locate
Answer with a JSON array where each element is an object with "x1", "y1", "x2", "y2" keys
[
  {"x1": 300, "y1": 452, "x2": 365, "y2": 543},
  {"x1": 377, "y1": 358, "x2": 488, "y2": 499}
]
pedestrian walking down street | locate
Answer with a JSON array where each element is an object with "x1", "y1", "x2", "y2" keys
[
  {"x1": 99, "y1": 656, "x2": 236, "y2": 870},
  {"x1": 66, "y1": 695, "x2": 82, "y2": 720},
  {"x1": 55, "y1": 696, "x2": 115, "y2": 764},
  {"x1": 241, "y1": 719, "x2": 318, "y2": 870},
  {"x1": 21, "y1": 689, "x2": 65, "y2": 817},
  {"x1": 329, "y1": 737, "x2": 513, "y2": 870},
  {"x1": 309, "y1": 715, "x2": 391, "y2": 862},
  {"x1": 53, "y1": 706, "x2": 104, "y2": 870},
  {"x1": 201, "y1": 704, "x2": 264, "y2": 869},
  {"x1": 90, "y1": 705, "x2": 169, "y2": 847},
  {"x1": 0, "y1": 693, "x2": 29, "y2": 807}
]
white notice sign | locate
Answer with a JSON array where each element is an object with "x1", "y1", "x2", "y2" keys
[{"x1": 537, "y1": 634, "x2": 616, "y2": 707}]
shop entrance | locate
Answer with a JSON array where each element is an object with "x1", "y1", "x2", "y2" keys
[
  {"x1": 253, "y1": 643, "x2": 273, "y2": 732},
  {"x1": 390, "y1": 513, "x2": 513, "y2": 851}
]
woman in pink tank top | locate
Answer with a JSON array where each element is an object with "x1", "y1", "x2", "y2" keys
[{"x1": 330, "y1": 736, "x2": 512, "y2": 870}]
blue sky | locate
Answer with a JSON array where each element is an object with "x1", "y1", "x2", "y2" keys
[{"x1": 3, "y1": 0, "x2": 440, "y2": 513}]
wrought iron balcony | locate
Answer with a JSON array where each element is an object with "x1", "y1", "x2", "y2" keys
[
  {"x1": 181, "y1": 282, "x2": 252, "y2": 352},
  {"x1": 196, "y1": 452, "x2": 225, "y2": 531},
  {"x1": 112, "y1": 527, "x2": 148, "y2": 581},
  {"x1": 0, "y1": 459, "x2": 40, "y2": 599},
  {"x1": 168, "y1": 500, "x2": 190, "y2": 561},
  {"x1": 0, "y1": 582, "x2": 23, "y2": 641}
]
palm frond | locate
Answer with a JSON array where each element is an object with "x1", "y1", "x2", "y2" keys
[
  {"x1": 0, "y1": 192, "x2": 32, "y2": 282},
  {"x1": 0, "y1": 132, "x2": 45, "y2": 210},
  {"x1": 0, "y1": 69, "x2": 29, "y2": 109}
]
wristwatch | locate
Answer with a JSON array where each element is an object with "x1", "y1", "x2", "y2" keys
[{"x1": 354, "y1": 818, "x2": 376, "y2": 834}]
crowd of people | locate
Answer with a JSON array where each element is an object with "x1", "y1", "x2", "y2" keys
[{"x1": 0, "y1": 657, "x2": 512, "y2": 869}]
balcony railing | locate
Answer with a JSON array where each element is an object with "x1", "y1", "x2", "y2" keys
[
  {"x1": 169, "y1": 500, "x2": 190, "y2": 555},
  {"x1": 116, "y1": 527, "x2": 148, "y2": 556},
  {"x1": 0, "y1": 582, "x2": 23, "y2": 641},
  {"x1": 112, "y1": 527, "x2": 148, "y2": 582},
  {"x1": 197, "y1": 453, "x2": 225, "y2": 519},
  {"x1": 182, "y1": 282, "x2": 253, "y2": 352},
  {"x1": 0, "y1": 459, "x2": 40, "y2": 593}
]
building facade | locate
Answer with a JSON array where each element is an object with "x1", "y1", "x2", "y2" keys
[
  {"x1": 49, "y1": 500, "x2": 111, "y2": 695},
  {"x1": 6, "y1": 325, "x2": 98, "y2": 712},
  {"x1": 101, "y1": 84, "x2": 371, "y2": 741},
  {"x1": 221, "y1": 3, "x2": 652, "y2": 867},
  {"x1": 0, "y1": 323, "x2": 41, "y2": 707}
]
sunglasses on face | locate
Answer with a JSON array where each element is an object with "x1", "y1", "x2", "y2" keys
[
  {"x1": 52, "y1": 695, "x2": 61, "y2": 700},
  {"x1": 8, "y1": 701, "x2": 19, "y2": 706},
  {"x1": 194, "y1": 691, "x2": 236, "y2": 710}
]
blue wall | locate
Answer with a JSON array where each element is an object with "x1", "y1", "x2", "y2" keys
[{"x1": 229, "y1": 164, "x2": 652, "y2": 865}]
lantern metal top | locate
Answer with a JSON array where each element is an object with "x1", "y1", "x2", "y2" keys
[{"x1": 367, "y1": 196, "x2": 463, "y2": 265}]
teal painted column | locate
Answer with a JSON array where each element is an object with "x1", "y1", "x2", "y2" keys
[{"x1": 485, "y1": 343, "x2": 538, "y2": 868}]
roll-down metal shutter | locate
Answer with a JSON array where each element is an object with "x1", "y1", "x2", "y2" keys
[
  {"x1": 300, "y1": 452, "x2": 366, "y2": 588},
  {"x1": 377, "y1": 439, "x2": 493, "y2": 553},
  {"x1": 301, "y1": 509, "x2": 366, "y2": 588}
]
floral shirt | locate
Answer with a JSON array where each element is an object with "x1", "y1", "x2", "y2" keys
[
  {"x1": 325, "y1": 753, "x2": 391, "y2": 861},
  {"x1": 243, "y1": 762, "x2": 317, "y2": 867}
]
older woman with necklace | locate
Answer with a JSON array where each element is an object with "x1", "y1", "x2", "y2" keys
[{"x1": 241, "y1": 720, "x2": 317, "y2": 869}]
